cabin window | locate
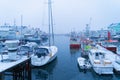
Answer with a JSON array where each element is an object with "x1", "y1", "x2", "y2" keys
[
  {"x1": 96, "y1": 52, "x2": 99, "y2": 56},
  {"x1": 35, "y1": 48, "x2": 49, "y2": 58},
  {"x1": 95, "y1": 52, "x2": 99, "y2": 59}
]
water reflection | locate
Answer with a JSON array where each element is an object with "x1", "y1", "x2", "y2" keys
[
  {"x1": 70, "y1": 48, "x2": 80, "y2": 54},
  {"x1": 91, "y1": 69, "x2": 113, "y2": 80},
  {"x1": 114, "y1": 73, "x2": 120, "y2": 79},
  {"x1": 34, "y1": 69, "x2": 49, "y2": 80},
  {"x1": 32, "y1": 57, "x2": 58, "y2": 80}
]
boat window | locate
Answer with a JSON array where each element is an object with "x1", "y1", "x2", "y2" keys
[
  {"x1": 35, "y1": 48, "x2": 49, "y2": 54},
  {"x1": 95, "y1": 52, "x2": 99, "y2": 59},
  {"x1": 96, "y1": 53, "x2": 99, "y2": 56},
  {"x1": 35, "y1": 48, "x2": 49, "y2": 58},
  {"x1": 99, "y1": 52, "x2": 105, "y2": 58}
]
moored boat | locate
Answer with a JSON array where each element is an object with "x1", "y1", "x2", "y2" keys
[
  {"x1": 88, "y1": 47, "x2": 113, "y2": 75},
  {"x1": 97, "y1": 44, "x2": 120, "y2": 72},
  {"x1": 77, "y1": 57, "x2": 91, "y2": 69},
  {"x1": 101, "y1": 40, "x2": 118, "y2": 53},
  {"x1": 70, "y1": 32, "x2": 80, "y2": 49},
  {"x1": 70, "y1": 39, "x2": 80, "y2": 49},
  {"x1": 31, "y1": 0, "x2": 58, "y2": 66},
  {"x1": 31, "y1": 46, "x2": 57, "y2": 66}
]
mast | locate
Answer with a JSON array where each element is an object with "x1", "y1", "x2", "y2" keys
[
  {"x1": 48, "y1": 0, "x2": 51, "y2": 46},
  {"x1": 50, "y1": 3, "x2": 54, "y2": 45},
  {"x1": 48, "y1": 0, "x2": 54, "y2": 46}
]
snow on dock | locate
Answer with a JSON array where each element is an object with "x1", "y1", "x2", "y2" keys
[{"x1": 0, "y1": 55, "x2": 31, "y2": 80}]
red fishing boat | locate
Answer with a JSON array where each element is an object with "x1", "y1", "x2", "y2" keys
[
  {"x1": 101, "y1": 31, "x2": 118, "y2": 53},
  {"x1": 69, "y1": 32, "x2": 80, "y2": 49},
  {"x1": 70, "y1": 38, "x2": 80, "y2": 48}
]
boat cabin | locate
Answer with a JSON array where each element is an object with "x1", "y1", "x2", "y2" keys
[
  {"x1": 34, "y1": 47, "x2": 50, "y2": 58},
  {"x1": 5, "y1": 40, "x2": 20, "y2": 60}
]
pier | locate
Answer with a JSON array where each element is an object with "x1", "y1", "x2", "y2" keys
[{"x1": 0, "y1": 56, "x2": 31, "y2": 80}]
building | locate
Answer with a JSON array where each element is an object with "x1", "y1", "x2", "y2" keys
[{"x1": 108, "y1": 23, "x2": 120, "y2": 35}]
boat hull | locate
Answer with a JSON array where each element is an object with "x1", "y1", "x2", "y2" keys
[
  {"x1": 70, "y1": 38, "x2": 80, "y2": 49},
  {"x1": 31, "y1": 46, "x2": 57, "y2": 66},
  {"x1": 88, "y1": 47, "x2": 113, "y2": 75},
  {"x1": 105, "y1": 47, "x2": 117, "y2": 53},
  {"x1": 77, "y1": 57, "x2": 91, "y2": 69},
  {"x1": 70, "y1": 44, "x2": 80, "y2": 49},
  {"x1": 93, "y1": 66, "x2": 113, "y2": 75}
]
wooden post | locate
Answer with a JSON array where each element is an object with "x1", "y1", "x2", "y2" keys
[
  {"x1": 28, "y1": 58, "x2": 31, "y2": 80},
  {"x1": 25, "y1": 58, "x2": 31, "y2": 80},
  {"x1": 0, "y1": 73, "x2": 4, "y2": 80}
]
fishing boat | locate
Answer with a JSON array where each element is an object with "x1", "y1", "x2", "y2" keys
[
  {"x1": 31, "y1": 0, "x2": 58, "y2": 66},
  {"x1": 70, "y1": 31, "x2": 80, "y2": 49},
  {"x1": 101, "y1": 39, "x2": 118, "y2": 53},
  {"x1": 88, "y1": 47, "x2": 113, "y2": 75},
  {"x1": 96, "y1": 44, "x2": 120, "y2": 72},
  {"x1": 77, "y1": 57, "x2": 91, "y2": 69},
  {"x1": 101, "y1": 31, "x2": 118, "y2": 53}
]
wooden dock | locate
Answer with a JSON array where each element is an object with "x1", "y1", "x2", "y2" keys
[{"x1": 0, "y1": 55, "x2": 31, "y2": 80}]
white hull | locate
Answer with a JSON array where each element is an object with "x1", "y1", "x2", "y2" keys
[
  {"x1": 97, "y1": 45, "x2": 120, "y2": 72},
  {"x1": 88, "y1": 48, "x2": 113, "y2": 75},
  {"x1": 31, "y1": 46, "x2": 57, "y2": 66},
  {"x1": 77, "y1": 57, "x2": 91, "y2": 69},
  {"x1": 93, "y1": 66, "x2": 113, "y2": 75}
]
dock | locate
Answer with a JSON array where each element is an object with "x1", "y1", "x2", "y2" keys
[{"x1": 0, "y1": 55, "x2": 31, "y2": 80}]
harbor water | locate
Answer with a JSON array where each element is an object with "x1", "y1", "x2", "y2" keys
[{"x1": 6, "y1": 35, "x2": 120, "y2": 80}]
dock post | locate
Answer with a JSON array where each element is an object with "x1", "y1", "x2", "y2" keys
[
  {"x1": 0, "y1": 73, "x2": 4, "y2": 80},
  {"x1": 25, "y1": 58, "x2": 31, "y2": 80}
]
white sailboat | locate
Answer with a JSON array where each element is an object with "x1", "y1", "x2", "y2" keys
[
  {"x1": 88, "y1": 47, "x2": 113, "y2": 75},
  {"x1": 31, "y1": 0, "x2": 58, "y2": 66}
]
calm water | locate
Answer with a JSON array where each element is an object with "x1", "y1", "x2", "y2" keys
[{"x1": 31, "y1": 36, "x2": 120, "y2": 80}]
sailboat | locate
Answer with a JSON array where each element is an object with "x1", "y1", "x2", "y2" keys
[{"x1": 31, "y1": 0, "x2": 58, "y2": 66}]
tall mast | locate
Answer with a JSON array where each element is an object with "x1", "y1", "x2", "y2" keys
[
  {"x1": 48, "y1": 0, "x2": 54, "y2": 46},
  {"x1": 50, "y1": 2, "x2": 54, "y2": 45},
  {"x1": 48, "y1": 0, "x2": 51, "y2": 46}
]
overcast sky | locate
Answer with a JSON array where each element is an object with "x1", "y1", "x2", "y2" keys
[{"x1": 0, "y1": 0, "x2": 120, "y2": 34}]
